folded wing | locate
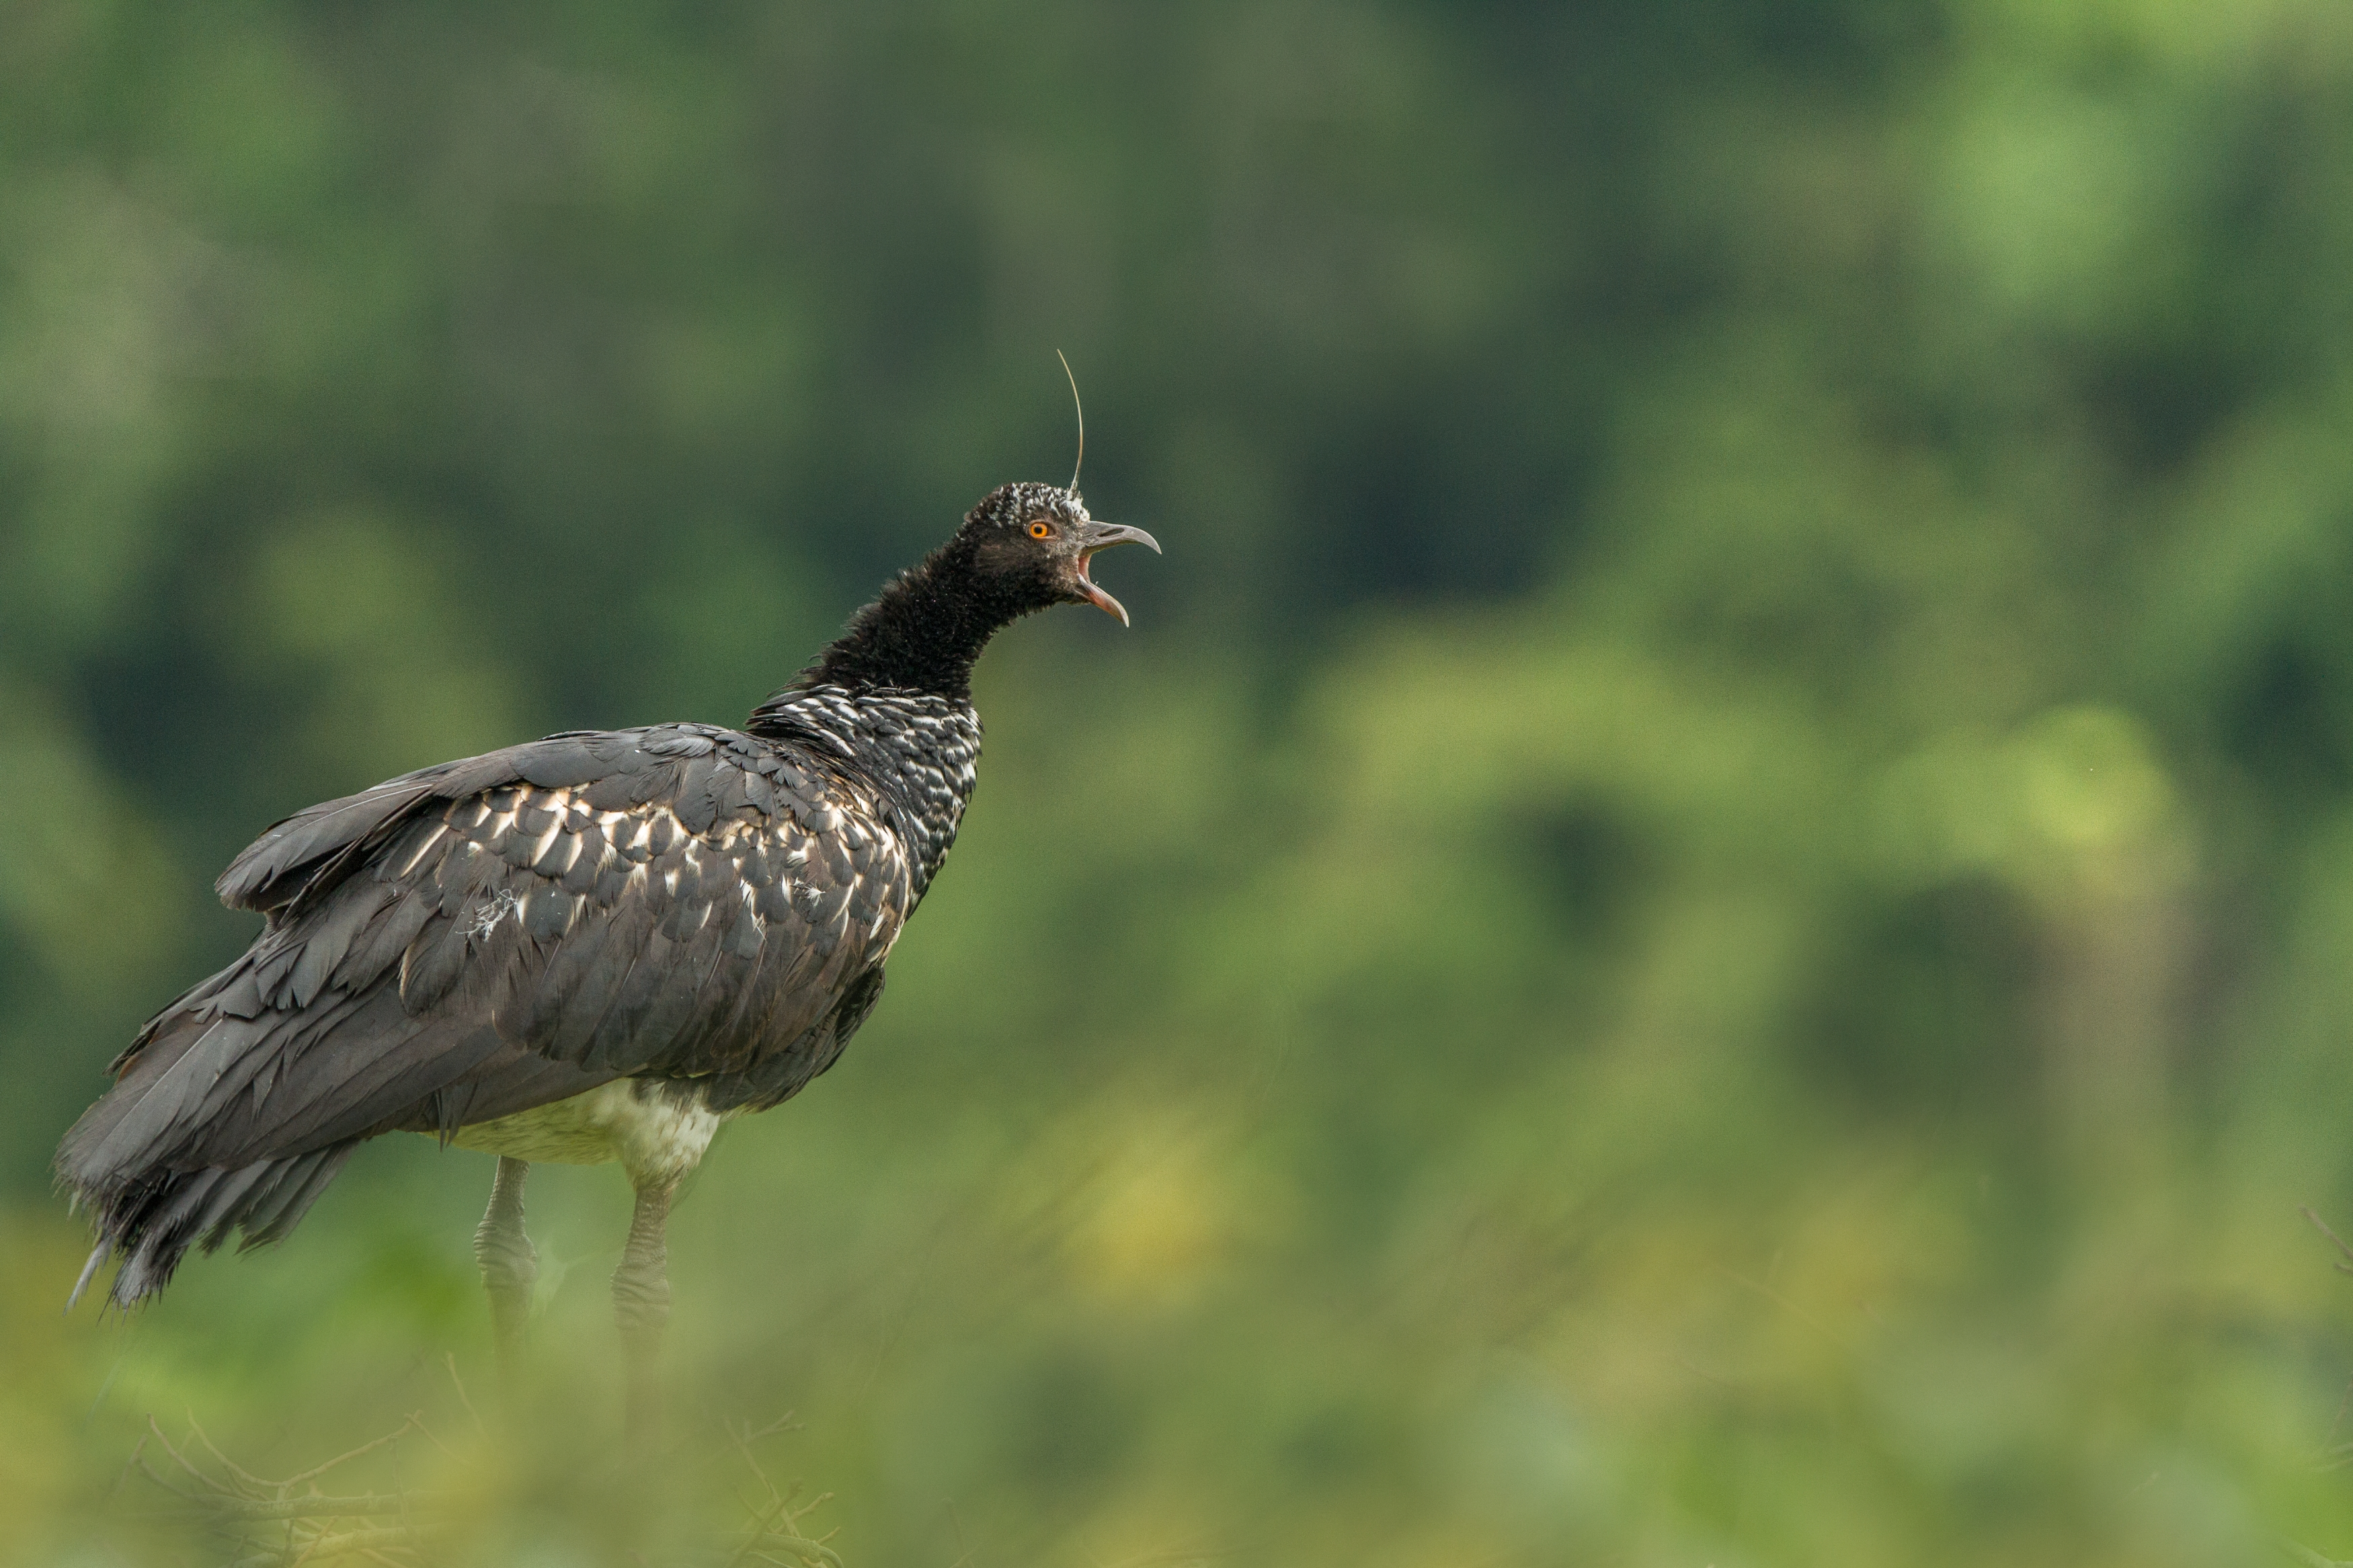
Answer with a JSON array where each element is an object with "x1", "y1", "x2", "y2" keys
[{"x1": 58, "y1": 723, "x2": 914, "y2": 1303}]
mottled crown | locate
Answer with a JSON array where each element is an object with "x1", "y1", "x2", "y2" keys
[{"x1": 963, "y1": 481, "x2": 1090, "y2": 533}]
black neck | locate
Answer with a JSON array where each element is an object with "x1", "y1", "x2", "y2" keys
[{"x1": 793, "y1": 537, "x2": 1018, "y2": 700}]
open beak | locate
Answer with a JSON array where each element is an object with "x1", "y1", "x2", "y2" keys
[{"x1": 1074, "y1": 522, "x2": 1161, "y2": 627}]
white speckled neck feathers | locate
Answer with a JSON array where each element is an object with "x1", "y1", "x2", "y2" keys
[{"x1": 746, "y1": 685, "x2": 981, "y2": 893}]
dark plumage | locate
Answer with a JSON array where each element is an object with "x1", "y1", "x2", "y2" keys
[{"x1": 56, "y1": 479, "x2": 1156, "y2": 1428}]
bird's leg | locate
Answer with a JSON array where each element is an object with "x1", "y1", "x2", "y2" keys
[
  {"x1": 473, "y1": 1157, "x2": 537, "y2": 1390},
  {"x1": 612, "y1": 1178, "x2": 676, "y2": 1448}
]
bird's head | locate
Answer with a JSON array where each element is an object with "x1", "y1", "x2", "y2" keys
[
  {"x1": 789, "y1": 478, "x2": 1162, "y2": 700},
  {"x1": 955, "y1": 481, "x2": 1161, "y2": 628}
]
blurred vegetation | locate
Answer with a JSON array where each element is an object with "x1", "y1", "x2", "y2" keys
[{"x1": 11, "y1": 1, "x2": 2353, "y2": 1563}]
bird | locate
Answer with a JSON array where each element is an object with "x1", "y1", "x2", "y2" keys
[{"x1": 54, "y1": 477, "x2": 1158, "y2": 1440}]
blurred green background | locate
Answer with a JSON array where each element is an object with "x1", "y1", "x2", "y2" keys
[{"x1": 11, "y1": 1, "x2": 2353, "y2": 1563}]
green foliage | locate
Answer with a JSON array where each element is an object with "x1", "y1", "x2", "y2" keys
[{"x1": 10, "y1": 1, "x2": 2353, "y2": 1563}]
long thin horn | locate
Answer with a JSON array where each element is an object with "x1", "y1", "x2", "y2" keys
[{"x1": 1055, "y1": 348, "x2": 1084, "y2": 493}]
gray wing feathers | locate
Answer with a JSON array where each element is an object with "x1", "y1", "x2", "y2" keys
[
  {"x1": 214, "y1": 732, "x2": 627, "y2": 915},
  {"x1": 61, "y1": 724, "x2": 917, "y2": 1303}
]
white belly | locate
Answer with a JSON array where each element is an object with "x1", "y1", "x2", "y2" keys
[{"x1": 445, "y1": 1079, "x2": 735, "y2": 1186}]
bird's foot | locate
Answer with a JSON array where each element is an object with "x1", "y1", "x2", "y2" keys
[
  {"x1": 613, "y1": 1180, "x2": 676, "y2": 1448},
  {"x1": 475, "y1": 1157, "x2": 539, "y2": 1387}
]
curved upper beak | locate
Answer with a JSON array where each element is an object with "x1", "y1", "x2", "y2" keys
[{"x1": 1074, "y1": 522, "x2": 1162, "y2": 627}]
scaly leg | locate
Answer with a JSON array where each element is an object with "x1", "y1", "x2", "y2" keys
[
  {"x1": 612, "y1": 1180, "x2": 676, "y2": 1447},
  {"x1": 473, "y1": 1157, "x2": 537, "y2": 1391}
]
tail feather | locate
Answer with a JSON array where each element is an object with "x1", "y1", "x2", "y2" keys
[
  {"x1": 63, "y1": 1144, "x2": 357, "y2": 1309},
  {"x1": 238, "y1": 1145, "x2": 351, "y2": 1249}
]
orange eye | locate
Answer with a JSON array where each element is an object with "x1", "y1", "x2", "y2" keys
[{"x1": 1028, "y1": 520, "x2": 1053, "y2": 539}]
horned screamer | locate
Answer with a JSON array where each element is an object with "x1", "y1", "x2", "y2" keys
[{"x1": 56, "y1": 477, "x2": 1158, "y2": 1439}]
